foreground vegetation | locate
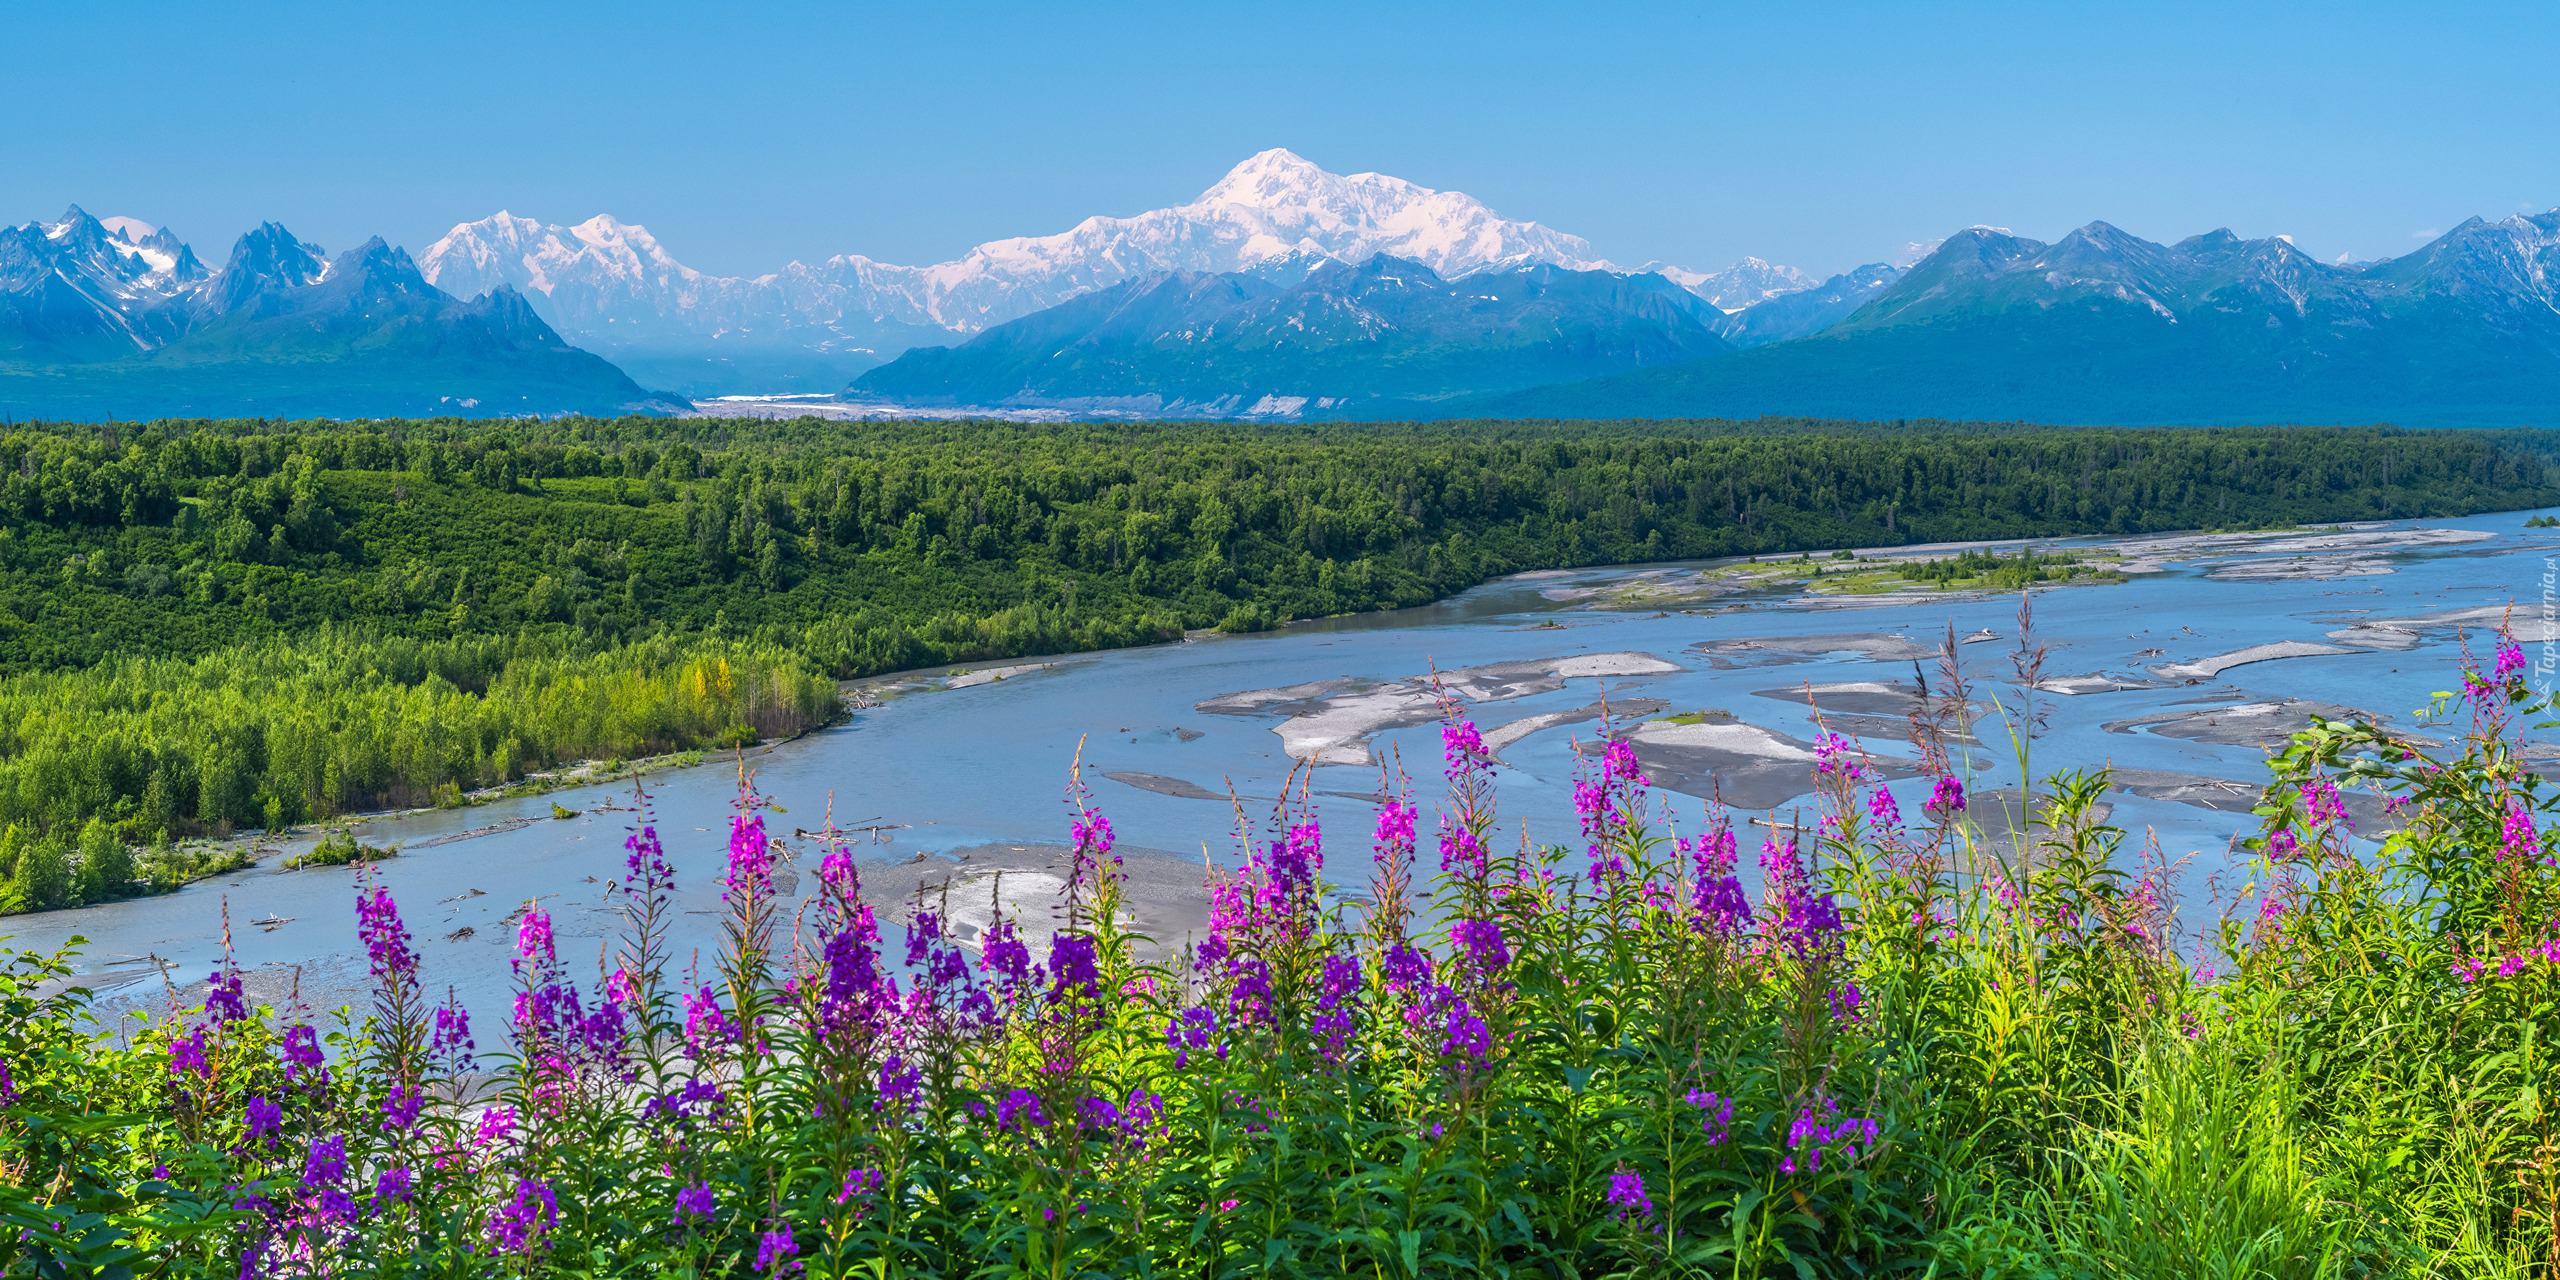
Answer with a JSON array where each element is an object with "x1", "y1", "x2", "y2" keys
[
  {"x1": 0, "y1": 634, "x2": 2549, "y2": 1277},
  {"x1": 1, "y1": 414, "x2": 2553, "y2": 862}
]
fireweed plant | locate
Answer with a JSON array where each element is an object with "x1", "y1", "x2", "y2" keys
[{"x1": 0, "y1": 635, "x2": 2557, "y2": 1278}]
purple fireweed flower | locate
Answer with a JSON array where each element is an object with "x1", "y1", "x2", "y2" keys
[
  {"x1": 1382, "y1": 942, "x2": 1431, "y2": 993},
  {"x1": 756, "y1": 1223, "x2": 800, "y2": 1274},
  {"x1": 243, "y1": 1095, "x2": 283, "y2": 1149},
  {"x1": 0, "y1": 1059, "x2": 17, "y2": 1106},
  {"x1": 623, "y1": 823, "x2": 674, "y2": 897},
  {"x1": 1072, "y1": 809, "x2": 1115, "y2": 861},
  {"x1": 725, "y1": 814, "x2": 773, "y2": 900},
  {"x1": 977, "y1": 915, "x2": 1033, "y2": 992},
  {"x1": 1761, "y1": 837, "x2": 1846, "y2": 961},
  {"x1": 1606, "y1": 1168, "x2": 1652, "y2": 1221},
  {"x1": 483, "y1": 1178, "x2": 556, "y2": 1256},
  {"x1": 2268, "y1": 828, "x2": 2301, "y2": 859},
  {"x1": 356, "y1": 884, "x2": 418, "y2": 988},
  {"x1": 1813, "y1": 732, "x2": 1866, "y2": 782},
  {"x1": 1685, "y1": 1088, "x2": 1735, "y2": 1145},
  {"x1": 1166, "y1": 1006, "x2": 1219, "y2": 1069},
  {"x1": 2497, "y1": 641, "x2": 2528, "y2": 680},
  {"x1": 1373, "y1": 798, "x2": 1417, "y2": 865},
  {"x1": 834, "y1": 1169, "x2": 883, "y2": 1205},
  {"x1": 279, "y1": 1024, "x2": 327, "y2": 1088},
  {"x1": 1438, "y1": 822, "x2": 1489, "y2": 877},
  {"x1": 431, "y1": 996, "x2": 476, "y2": 1071},
  {"x1": 1416, "y1": 984, "x2": 1491, "y2": 1063},
  {"x1": 381, "y1": 1084, "x2": 425, "y2": 1134},
  {"x1": 1269, "y1": 818, "x2": 1322, "y2": 897},
  {"x1": 1078, "y1": 1095, "x2": 1123, "y2": 1131},
  {"x1": 2502, "y1": 800, "x2": 2539, "y2": 863},
  {"x1": 673, "y1": 1183, "x2": 717, "y2": 1225},
  {"x1": 1780, "y1": 1097, "x2": 1881, "y2": 1175},
  {"x1": 1828, "y1": 982, "x2": 1867, "y2": 1025},
  {"x1": 1867, "y1": 787, "x2": 1902, "y2": 828},
  {"x1": 1687, "y1": 821, "x2": 1751, "y2": 935},
  {"x1": 1692, "y1": 874, "x2": 1750, "y2": 936},
  {"x1": 1228, "y1": 957, "x2": 1276, "y2": 1031},
  {"x1": 169, "y1": 1027, "x2": 211, "y2": 1081},
  {"x1": 818, "y1": 846, "x2": 857, "y2": 899},
  {"x1": 650, "y1": 1075, "x2": 732, "y2": 1126},
  {"x1": 2299, "y1": 777, "x2": 2350, "y2": 829},
  {"x1": 995, "y1": 1088, "x2": 1047, "y2": 1132},
  {"x1": 373, "y1": 1166, "x2": 413, "y2": 1207},
  {"x1": 1926, "y1": 775, "x2": 1966, "y2": 819},
  {"x1": 514, "y1": 905, "x2": 554, "y2": 968},
  {"x1": 875, "y1": 1056, "x2": 921, "y2": 1113},
  {"x1": 1311, "y1": 953, "x2": 1362, "y2": 1061},
  {"x1": 682, "y1": 987, "x2": 736, "y2": 1054},
  {"x1": 303, "y1": 1134, "x2": 347, "y2": 1189},
  {"x1": 824, "y1": 926, "x2": 881, "y2": 1006},
  {"x1": 205, "y1": 969, "x2": 249, "y2": 1023},
  {"x1": 475, "y1": 1105, "x2": 518, "y2": 1151},
  {"x1": 1442, "y1": 720, "x2": 1488, "y2": 779},
  {"x1": 1119, "y1": 1088, "x2": 1166, "y2": 1144},
  {"x1": 579, "y1": 996, "x2": 630, "y2": 1068},
  {"x1": 1451, "y1": 918, "x2": 1511, "y2": 975},
  {"x1": 1048, "y1": 932, "x2": 1099, "y2": 1004}
]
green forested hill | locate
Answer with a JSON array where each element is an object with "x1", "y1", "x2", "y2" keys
[
  {"x1": 13, "y1": 415, "x2": 2555, "y2": 675},
  {"x1": 0, "y1": 412, "x2": 2553, "y2": 869}
]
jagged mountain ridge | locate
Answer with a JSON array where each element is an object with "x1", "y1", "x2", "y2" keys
[
  {"x1": 848, "y1": 254, "x2": 1734, "y2": 415},
  {"x1": 1435, "y1": 213, "x2": 2560, "y2": 426},
  {"x1": 0, "y1": 206, "x2": 681, "y2": 419},
  {"x1": 415, "y1": 150, "x2": 1827, "y2": 394}
]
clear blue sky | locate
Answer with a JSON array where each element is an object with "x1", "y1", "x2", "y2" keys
[{"x1": 4, "y1": 1, "x2": 2553, "y2": 280}]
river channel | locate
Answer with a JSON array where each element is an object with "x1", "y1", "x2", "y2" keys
[{"x1": 19, "y1": 510, "x2": 2560, "y2": 1033}]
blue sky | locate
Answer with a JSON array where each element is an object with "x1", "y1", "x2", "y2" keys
[{"x1": 4, "y1": 1, "x2": 2553, "y2": 280}]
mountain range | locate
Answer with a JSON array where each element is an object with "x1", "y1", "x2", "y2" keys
[
  {"x1": 9, "y1": 148, "x2": 2559, "y2": 427},
  {"x1": 1444, "y1": 215, "x2": 2560, "y2": 426},
  {"x1": 414, "y1": 150, "x2": 1852, "y2": 396},
  {"x1": 1, "y1": 207, "x2": 679, "y2": 420},
  {"x1": 848, "y1": 254, "x2": 1737, "y2": 415}
]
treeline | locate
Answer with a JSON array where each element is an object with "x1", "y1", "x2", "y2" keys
[
  {"x1": 0, "y1": 629, "x2": 836, "y2": 865},
  {"x1": 0, "y1": 412, "x2": 2552, "y2": 852}
]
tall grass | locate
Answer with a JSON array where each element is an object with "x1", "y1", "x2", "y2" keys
[{"x1": 0, "y1": 632, "x2": 2551, "y2": 1277}]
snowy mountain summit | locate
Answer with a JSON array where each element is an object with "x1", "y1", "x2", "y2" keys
[{"x1": 415, "y1": 150, "x2": 1632, "y2": 384}]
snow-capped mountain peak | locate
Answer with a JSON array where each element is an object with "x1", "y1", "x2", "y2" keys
[
  {"x1": 418, "y1": 149, "x2": 1627, "y2": 355},
  {"x1": 1643, "y1": 256, "x2": 1818, "y2": 311},
  {"x1": 566, "y1": 215, "x2": 699, "y2": 278}
]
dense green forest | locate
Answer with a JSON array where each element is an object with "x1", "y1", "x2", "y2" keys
[{"x1": 1, "y1": 412, "x2": 2555, "y2": 888}]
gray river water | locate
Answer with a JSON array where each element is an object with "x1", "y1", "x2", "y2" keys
[{"x1": 19, "y1": 510, "x2": 2560, "y2": 1034}]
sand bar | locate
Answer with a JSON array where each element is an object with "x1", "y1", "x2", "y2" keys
[
  {"x1": 1200, "y1": 652, "x2": 1684, "y2": 768},
  {"x1": 1608, "y1": 715, "x2": 1911, "y2": 811},
  {"x1": 2150, "y1": 641, "x2": 2357, "y2": 681}
]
